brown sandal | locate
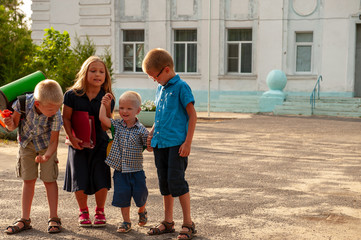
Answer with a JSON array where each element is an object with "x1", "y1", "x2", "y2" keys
[
  {"x1": 147, "y1": 220, "x2": 175, "y2": 235},
  {"x1": 138, "y1": 209, "x2": 148, "y2": 226},
  {"x1": 177, "y1": 222, "x2": 197, "y2": 240},
  {"x1": 4, "y1": 218, "x2": 32, "y2": 234},
  {"x1": 47, "y1": 217, "x2": 62, "y2": 234}
]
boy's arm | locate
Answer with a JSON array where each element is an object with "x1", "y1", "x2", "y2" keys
[
  {"x1": 146, "y1": 124, "x2": 154, "y2": 152},
  {"x1": 179, "y1": 103, "x2": 197, "y2": 157},
  {"x1": 4, "y1": 111, "x2": 21, "y2": 131},
  {"x1": 100, "y1": 94, "x2": 112, "y2": 130},
  {"x1": 35, "y1": 130, "x2": 59, "y2": 163},
  {"x1": 99, "y1": 102, "x2": 111, "y2": 129}
]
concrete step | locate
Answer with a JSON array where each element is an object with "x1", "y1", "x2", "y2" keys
[
  {"x1": 195, "y1": 94, "x2": 361, "y2": 118},
  {"x1": 274, "y1": 97, "x2": 361, "y2": 117}
]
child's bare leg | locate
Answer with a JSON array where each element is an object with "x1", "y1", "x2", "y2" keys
[
  {"x1": 75, "y1": 190, "x2": 88, "y2": 209},
  {"x1": 138, "y1": 203, "x2": 146, "y2": 214},
  {"x1": 178, "y1": 192, "x2": 195, "y2": 239},
  {"x1": 6, "y1": 179, "x2": 36, "y2": 233},
  {"x1": 179, "y1": 192, "x2": 192, "y2": 225},
  {"x1": 94, "y1": 188, "x2": 108, "y2": 208},
  {"x1": 75, "y1": 190, "x2": 92, "y2": 226},
  {"x1": 121, "y1": 207, "x2": 131, "y2": 223},
  {"x1": 44, "y1": 181, "x2": 59, "y2": 230},
  {"x1": 44, "y1": 181, "x2": 58, "y2": 217},
  {"x1": 147, "y1": 195, "x2": 174, "y2": 235},
  {"x1": 117, "y1": 207, "x2": 131, "y2": 233},
  {"x1": 164, "y1": 194, "x2": 174, "y2": 223},
  {"x1": 22, "y1": 179, "x2": 36, "y2": 219}
]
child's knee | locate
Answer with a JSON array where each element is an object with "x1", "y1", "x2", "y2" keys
[{"x1": 23, "y1": 178, "x2": 37, "y2": 184}]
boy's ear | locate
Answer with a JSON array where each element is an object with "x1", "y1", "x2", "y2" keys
[
  {"x1": 34, "y1": 100, "x2": 40, "y2": 108},
  {"x1": 136, "y1": 107, "x2": 141, "y2": 115}
]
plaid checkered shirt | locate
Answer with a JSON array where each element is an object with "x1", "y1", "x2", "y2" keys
[
  {"x1": 12, "y1": 94, "x2": 63, "y2": 151},
  {"x1": 105, "y1": 118, "x2": 149, "y2": 173}
]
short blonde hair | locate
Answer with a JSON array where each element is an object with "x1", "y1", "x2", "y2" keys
[
  {"x1": 119, "y1": 91, "x2": 142, "y2": 108},
  {"x1": 34, "y1": 79, "x2": 63, "y2": 105},
  {"x1": 68, "y1": 56, "x2": 113, "y2": 97},
  {"x1": 142, "y1": 48, "x2": 174, "y2": 73}
]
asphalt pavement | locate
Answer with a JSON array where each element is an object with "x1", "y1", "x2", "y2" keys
[{"x1": 0, "y1": 113, "x2": 361, "y2": 239}]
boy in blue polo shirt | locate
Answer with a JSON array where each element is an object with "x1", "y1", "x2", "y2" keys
[{"x1": 142, "y1": 48, "x2": 197, "y2": 240}]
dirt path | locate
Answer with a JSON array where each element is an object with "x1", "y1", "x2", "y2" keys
[{"x1": 0, "y1": 114, "x2": 361, "y2": 239}]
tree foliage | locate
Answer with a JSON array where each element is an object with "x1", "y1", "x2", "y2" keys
[
  {"x1": 0, "y1": 0, "x2": 34, "y2": 85},
  {"x1": 0, "y1": 0, "x2": 114, "y2": 91},
  {"x1": 30, "y1": 28, "x2": 113, "y2": 91}
]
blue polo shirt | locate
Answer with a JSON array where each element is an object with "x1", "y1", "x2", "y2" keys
[{"x1": 151, "y1": 74, "x2": 195, "y2": 148}]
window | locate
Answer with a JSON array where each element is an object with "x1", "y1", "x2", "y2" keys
[
  {"x1": 295, "y1": 32, "x2": 313, "y2": 73},
  {"x1": 123, "y1": 30, "x2": 144, "y2": 72},
  {"x1": 227, "y1": 29, "x2": 252, "y2": 73},
  {"x1": 173, "y1": 29, "x2": 197, "y2": 73}
]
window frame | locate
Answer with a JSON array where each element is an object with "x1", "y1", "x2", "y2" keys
[
  {"x1": 122, "y1": 29, "x2": 145, "y2": 73},
  {"x1": 295, "y1": 31, "x2": 313, "y2": 74},
  {"x1": 172, "y1": 29, "x2": 198, "y2": 73},
  {"x1": 226, "y1": 28, "x2": 253, "y2": 74}
]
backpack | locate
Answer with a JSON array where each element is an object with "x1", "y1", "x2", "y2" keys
[
  {"x1": 15, "y1": 94, "x2": 53, "y2": 134},
  {"x1": 17, "y1": 95, "x2": 27, "y2": 134}
]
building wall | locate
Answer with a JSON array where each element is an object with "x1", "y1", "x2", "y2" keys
[{"x1": 31, "y1": 0, "x2": 361, "y2": 103}]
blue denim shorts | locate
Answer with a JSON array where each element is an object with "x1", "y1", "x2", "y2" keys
[
  {"x1": 153, "y1": 146, "x2": 189, "y2": 197},
  {"x1": 112, "y1": 170, "x2": 148, "y2": 208}
]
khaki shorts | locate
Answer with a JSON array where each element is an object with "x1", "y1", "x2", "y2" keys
[{"x1": 16, "y1": 142, "x2": 59, "y2": 182}]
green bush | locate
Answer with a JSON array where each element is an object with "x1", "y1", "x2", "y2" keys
[{"x1": 29, "y1": 27, "x2": 113, "y2": 91}]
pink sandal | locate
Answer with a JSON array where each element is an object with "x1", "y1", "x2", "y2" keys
[
  {"x1": 93, "y1": 207, "x2": 106, "y2": 227},
  {"x1": 78, "y1": 208, "x2": 92, "y2": 227}
]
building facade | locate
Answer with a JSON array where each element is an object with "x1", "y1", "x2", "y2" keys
[{"x1": 31, "y1": 0, "x2": 361, "y2": 107}]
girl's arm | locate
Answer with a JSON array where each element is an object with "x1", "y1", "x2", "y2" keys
[
  {"x1": 100, "y1": 93, "x2": 112, "y2": 130},
  {"x1": 62, "y1": 104, "x2": 83, "y2": 150},
  {"x1": 179, "y1": 103, "x2": 197, "y2": 157}
]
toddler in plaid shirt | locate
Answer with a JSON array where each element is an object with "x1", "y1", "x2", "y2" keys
[{"x1": 99, "y1": 91, "x2": 150, "y2": 233}]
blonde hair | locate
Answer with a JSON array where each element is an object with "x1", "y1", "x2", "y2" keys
[
  {"x1": 119, "y1": 91, "x2": 142, "y2": 108},
  {"x1": 68, "y1": 56, "x2": 113, "y2": 96},
  {"x1": 34, "y1": 79, "x2": 63, "y2": 105},
  {"x1": 142, "y1": 48, "x2": 174, "y2": 73}
]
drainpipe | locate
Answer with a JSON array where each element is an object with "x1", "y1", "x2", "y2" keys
[{"x1": 207, "y1": 0, "x2": 211, "y2": 117}]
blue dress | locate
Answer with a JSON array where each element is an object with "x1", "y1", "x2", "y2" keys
[{"x1": 63, "y1": 89, "x2": 115, "y2": 195}]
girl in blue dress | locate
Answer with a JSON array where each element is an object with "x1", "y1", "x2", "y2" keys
[{"x1": 62, "y1": 56, "x2": 115, "y2": 227}]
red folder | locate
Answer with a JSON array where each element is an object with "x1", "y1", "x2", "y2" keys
[{"x1": 68, "y1": 111, "x2": 96, "y2": 148}]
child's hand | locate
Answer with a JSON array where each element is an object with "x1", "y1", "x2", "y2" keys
[
  {"x1": 68, "y1": 136, "x2": 84, "y2": 150},
  {"x1": 179, "y1": 142, "x2": 191, "y2": 157},
  {"x1": 101, "y1": 93, "x2": 113, "y2": 106},
  {"x1": 3, "y1": 115, "x2": 14, "y2": 127},
  {"x1": 146, "y1": 134, "x2": 153, "y2": 152},
  {"x1": 35, "y1": 154, "x2": 50, "y2": 163}
]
